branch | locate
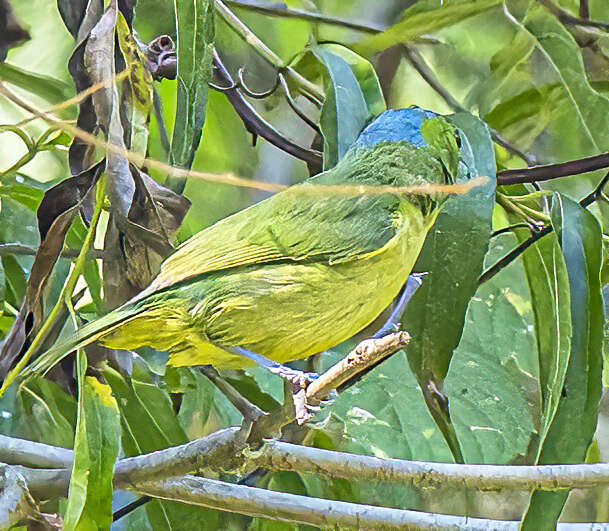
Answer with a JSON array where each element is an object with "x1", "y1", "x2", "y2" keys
[
  {"x1": 133, "y1": 475, "x2": 608, "y2": 529},
  {"x1": 224, "y1": 0, "x2": 385, "y2": 33},
  {"x1": 306, "y1": 331, "x2": 410, "y2": 404},
  {"x1": 9, "y1": 460, "x2": 608, "y2": 529},
  {"x1": 136, "y1": 475, "x2": 509, "y2": 529},
  {"x1": 0, "y1": 434, "x2": 72, "y2": 469},
  {"x1": 11, "y1": 429, "x2": 609, "y2": 494},
  {"x1": 12, "y1": 465, "x2": 70, "y2": 500},
  {"x1": 497, "y1": 152, "x2": 609, "y2": 185},
  {"x1": 114, "y1": 427, "x2": 242, "y2": 486},
  {"x1": 212, "y1": 50, "x2": 322, "y2": 166},
  {"x1": 539, "y1": 0, "x2": 609, "y2": 32}
]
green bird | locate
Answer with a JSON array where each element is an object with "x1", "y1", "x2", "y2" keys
[{"x1": 6, "y1": 107, "x2": 465, "y2": 389}]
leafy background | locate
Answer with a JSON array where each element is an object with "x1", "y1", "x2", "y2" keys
[{"x1": 1, "y1": 0, "x2": 609, "y2": 528}]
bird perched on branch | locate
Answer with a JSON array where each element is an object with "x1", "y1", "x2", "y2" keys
[{"x1": 3, "y1": 107, "x2": 467, "y2": 396}]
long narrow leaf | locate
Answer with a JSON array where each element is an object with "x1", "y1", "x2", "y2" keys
[
  {"x1": 505, "y1": 1, "x2": 609, "y2": 152},
  {"x1": 354, "y1": 0, "x2": 501, "y2": 56},
  {"x1": 171, "y1": 0, "x2": 215, "y2": 180},
  {"x1": 522, "y1": 195, "x2": 603, "y2": 529},
  {"x1": 64, "y1": 352, "x2": 120, "y2": 530}
]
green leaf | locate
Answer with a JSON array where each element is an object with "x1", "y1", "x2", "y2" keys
[
  {"x1": 403, "y1": 112, "x2": 496, "y2": 461},
  {"x1": 103, "y1": 365, "x2": 220, "y2": 529},
  {"x1": 64, "y1": 351, "x2": 120, "y2": 531},
  {"x1": 0, "y1": 63, "x2": 72, "y2": 105},
  {"x1": 313, "y1": 43, "x2": 386, "y2": 169},
  {"x1": 0, "y1": 184, "x2": 44, "y2": 212},
  {"x1": 10, "y1": 378, "x2": 76, "y2": 448},
  {"x1": 446, "y1": 237, "x2": 537, "y2": 464},
  {"x1": 505, "y1": 1, "x2": 609, "y2": 153},
  {"x1": 517, "y1": 223, "x2": 571, "y2": 456},
  {"x1": 353, "y1": 0, "x2": 501, "y2": 56},
  {"x1": 171, "y1": 0, "x2": 215, "y2": 174},
  {"x1": 522, "y1": 195, "x2": 603, "y2": 529},
  {"x1": 468, "y1": 29, "x2": 535, "y2": 116},
  {"x1": 1, "y1": 256, "x2": 26, "y2": 307}
]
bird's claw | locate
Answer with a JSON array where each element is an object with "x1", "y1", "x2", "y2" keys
[{"x1": 268, "y1": 367, "x2": 321, "y2": 424}]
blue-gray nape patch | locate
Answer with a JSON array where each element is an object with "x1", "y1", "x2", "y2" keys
[{"x1": 355, "y1": 107, "x2": 437, "y2": 148}]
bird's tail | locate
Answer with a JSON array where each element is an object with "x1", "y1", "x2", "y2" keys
[{"x1": 13, "y1": 304, "x2": 145, "y2": 382}]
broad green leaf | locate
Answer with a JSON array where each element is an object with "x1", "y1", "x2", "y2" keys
[
  {"x1": 353, "y1": 0, "x2": 501, "y2": 56},
  {"x1": 168, "y1": 368, "x2": 241, "y2": 439},
  {"x1": 447, "y1": 245, "x2": 537, "y2": 464},
  {"x1": 313, "y1": 44, "x2": 386, "y2": 169},
  {"x1": 522, "y1": 195, "x2": 603, "y2": 529},
  {"x1": 403, "y1": 113, "x2": 495, "y2": 461},
  {"x1": 323, "y1": 351, "x2": 454, "y2": 463},
  {"x1": 103, "y1": 366, "x2": 220, "y2": 529},
  {"x1": 64, "y1": 351, "x2": 120, "y2": 531},
  {"x1": 505, "y1": 1, "x2": 609, "y2": 153},
  {"x1": 170, "y1": 0, "x2": 215, "y2": 180}
]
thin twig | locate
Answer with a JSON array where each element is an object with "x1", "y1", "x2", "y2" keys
[
  {"x1": 0, "y1": 244, "x2": 104, "y2": 259},
  {"x1": 211, "y1": 50, "x2": 322, "y2": 165},
  {"x1": 498, "y1": 152, "x2": 609, "y2": 185},
  {"x1": 200, "y1": 366, "x2": 267, "y2": 422},
  {"x1": 479, "y1": 170, "x2": 609, "y2": 283},
  {"x1": 539, "y1": 0, "x2": 609, "y2": 32},
  {"x1": 402, "y1": 46, "x2": 537, "y2": 165},
  {"x1": 225, "y1": 0, "x2": 385, "y2": 33},
  {"x1": 491, "y1": 224, "x2": 536, "y2": 238},
  {"x1": 214, "y1": 0, "x2": 324, "y2": 100},
  {"x1": 0, "y1": 78, "x2": 486, "y2": 198},
  {"x1": 479, "y1": 226, "x2": 551, "y2": 284}
]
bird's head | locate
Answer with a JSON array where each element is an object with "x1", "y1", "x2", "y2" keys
[{"x1": 354, "y1": 107, "x2": 462, "y2": 186}]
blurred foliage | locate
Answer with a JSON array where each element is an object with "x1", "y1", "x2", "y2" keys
[{"x1": 0, "y1": 0, "x2": 608, "y2": 529}]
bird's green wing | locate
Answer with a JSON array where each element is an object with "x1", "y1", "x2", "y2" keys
[{"x1": 148, "y1": 185, "x2": 399, "y2": 292}]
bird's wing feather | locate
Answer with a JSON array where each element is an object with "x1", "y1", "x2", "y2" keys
[{"x1": 148, "y1": 184, "x2": 398, "y2": 292}]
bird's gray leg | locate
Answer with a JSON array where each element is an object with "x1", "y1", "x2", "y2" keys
[
  {"x1": 372, "y1": 273, "x2": 425, "y2": 339},
  {"x1": 228, "y1": 347, "x2": 319, "y2": 424}
]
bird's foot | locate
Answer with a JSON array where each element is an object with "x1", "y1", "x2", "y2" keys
[{"x1": 269, "y1": 367, "x2": 320, "y2": 424}]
